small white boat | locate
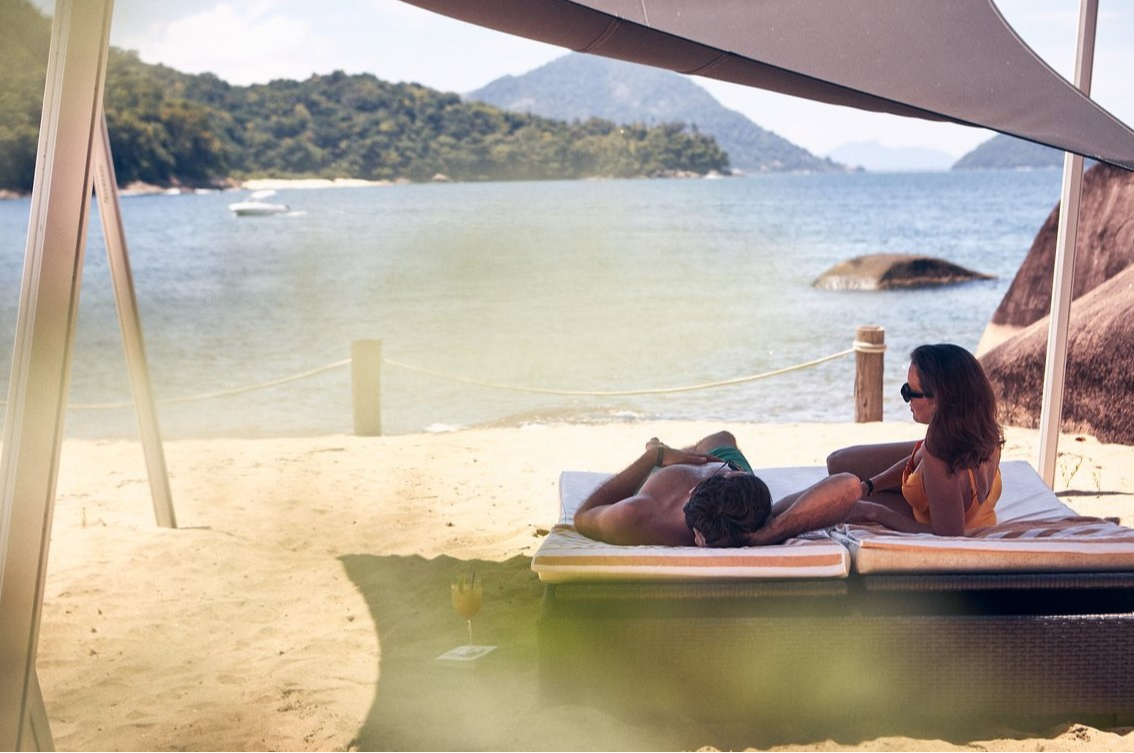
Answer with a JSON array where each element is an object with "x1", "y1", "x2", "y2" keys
[{"x1": 228, "y1": 189, "x2": 290, "y2": 216}]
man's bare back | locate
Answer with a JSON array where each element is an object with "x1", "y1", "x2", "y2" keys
[
  {"x1": 631, "y1": 462, "x2": 740, "y2": 545},
  {"x1": 573, "y1": 432, "x2": 860, "y2": 547}
]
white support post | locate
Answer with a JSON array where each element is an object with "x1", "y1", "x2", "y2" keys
[
  {"x1": 0, "y1": 0, "x2": 116, "y2": 749},
  {"x1": 1037, "y1": 0, "x2": 1098, "y2": 487},
  {"x1": 92, "y1": 112, "x2": 177, "y2": 528}
]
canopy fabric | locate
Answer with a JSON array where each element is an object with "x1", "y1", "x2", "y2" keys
[{"x1": 399, "y1": 0, "x2": 1134, "y2": 171}]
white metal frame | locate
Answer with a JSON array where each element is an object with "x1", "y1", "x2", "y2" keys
[
  {"x1": 1037, "y1": 0, "x2": 1098, "y2": 487},
  {"x1": 0, "y1": 0, "x2": 115, "y2": 746}
]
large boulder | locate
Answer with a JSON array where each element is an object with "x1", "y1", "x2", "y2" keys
[
  {"x1": 813, "y1": 253, "x2": 992, "y2": 290},
  {"x1": 980, "y1": 264, "x2": 1134, "y2": 445},
  {"x1": 986, "y1": 163, "x2": 1134, "y2": 332}
]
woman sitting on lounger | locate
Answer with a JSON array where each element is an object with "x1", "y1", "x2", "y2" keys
[{"x1": 827, "y1": 343, "x2": 1004, "y2": 536}]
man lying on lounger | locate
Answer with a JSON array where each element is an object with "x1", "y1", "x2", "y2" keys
[{"x1": 574, "y1": 431, "x2": 860, "y2": 547}]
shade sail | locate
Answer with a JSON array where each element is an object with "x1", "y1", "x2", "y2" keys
[{"x1": 398, "y1": 0, "x2": 1134, "y2": 171}]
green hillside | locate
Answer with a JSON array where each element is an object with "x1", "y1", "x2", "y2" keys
[{"x1": 0, "y1": 0, "x2": 728, "y2": 192}]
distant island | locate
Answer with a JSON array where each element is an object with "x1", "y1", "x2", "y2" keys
[
  {"x1": 465, "y1": 53, "x2": 1074, "y2": 175},
  {"x1": 825, "y1": 141, "x2": 954, "y2": 172},
  {"x1": 952, "y1": 134, "x2": 1066, "y2": 170}
]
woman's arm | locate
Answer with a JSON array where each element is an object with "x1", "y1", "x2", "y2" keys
[
  {"x1": 846, "y1": 500, "x2": 932, "y2": 533},
  {"x1": 861, "y1": 455, "x2": 910, "y2": 498},
  {"x1": 826, "y1": 440, "x2": 918, "y2": 499}
]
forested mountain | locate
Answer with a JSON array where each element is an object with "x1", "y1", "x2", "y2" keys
[
  {"x1": 0, "y1": 0, "x2": 728, "y2": 193},
  {"x1": 467, "y1": 53, "x2": 846, "y2": 174},
  {"x1": 0, "y1": 0, "x2": 52, "y2": 192}
]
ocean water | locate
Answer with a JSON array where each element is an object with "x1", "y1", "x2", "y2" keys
[{"x1": 0, "y1": 169, "x2": 1063, "y2": 438}]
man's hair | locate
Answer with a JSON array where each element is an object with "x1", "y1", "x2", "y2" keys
[{"x1": 683, "y1": 474, "x2": 772, "y2": 548}]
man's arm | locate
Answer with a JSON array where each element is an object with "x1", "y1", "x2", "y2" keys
[
  {"x1": 745, "y1": 472, "x2": 860, "y2": 546},
  {"x1": 574, "y1": 442, "x2": 715, "y2": 545},
  {"x1": 573, "y1": 447, "x2": 657, "y2": 544}
]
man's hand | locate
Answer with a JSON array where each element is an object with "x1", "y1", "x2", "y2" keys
[{"x1": 645, "y1": 437, "x2": 718, "y2": 468}]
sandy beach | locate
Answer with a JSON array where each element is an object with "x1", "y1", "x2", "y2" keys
[{"x1": 33, "y1": 420, "x2": 1134, "y2": 751}]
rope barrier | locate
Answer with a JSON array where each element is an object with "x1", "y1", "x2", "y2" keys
[
  {"x1": 852, "y1": 339, "x2": 887, "y2": 354},
  {"x1": 66, "y1": 358, "x2": 352, "y2": 410},
  {"x1": 382, "y1": 349, "x2": 854, "y2": 397},
  {"x1": 14, "y1": 345, "x2": 856, "y2": 410}
]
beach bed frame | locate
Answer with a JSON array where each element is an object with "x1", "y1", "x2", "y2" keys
[{"x1": 532, "y1": 464, "x2": 1134, "y2": 729}]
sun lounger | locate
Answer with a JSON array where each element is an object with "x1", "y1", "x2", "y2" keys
[
  {"x1": 532, "y1": 461, "x2": 1134, "y2": 727},
  {"x1": 533, "y1": 469, "x2": 851, "y2": 583}
]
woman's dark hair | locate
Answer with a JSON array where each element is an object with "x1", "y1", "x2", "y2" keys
[
  {"x1": 683, "y1": 474, "x2": 772, "y2": 547},
  {"x1": 911, "y1": 343, "x2": 1004, "y2": 474}
]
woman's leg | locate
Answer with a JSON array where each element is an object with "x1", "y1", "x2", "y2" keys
[
  {"x1": 827, "y1": 440, "x2": 918, "y2": 515},
  {"x1": 688, "y1": 430, "x2": 737, "y2": 455},
  {"x1": 826, "y1": 440, "x2": 917, "y2": 479}
]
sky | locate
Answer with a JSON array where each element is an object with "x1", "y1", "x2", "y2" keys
[{"x1": 32, "y1": 0, "x2": 1134, "y2": 159}]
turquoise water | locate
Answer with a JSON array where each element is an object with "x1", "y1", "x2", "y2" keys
[{"x1": 0, "y1": 170, "x2": 1063, "y2": 438}]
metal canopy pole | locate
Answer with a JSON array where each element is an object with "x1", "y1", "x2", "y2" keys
[
  {"x1": 0, "y1": 0, "x2": 116, "y2": 748},
  {"x1": 92, "y1": 112, "x2": 177, "y2": 528},
  {"x1": 1037, "y1": 0, "x2": 1098, "y2": 487}
]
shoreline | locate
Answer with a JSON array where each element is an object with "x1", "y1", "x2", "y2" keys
[
  {"x1": 239, "y1": 177, "x2": 397, "y2": 191},
  {"x1": 32, "y1": 421, "x2": 1134, "y2": 750},
  {"x1": 0, "y1": 177, "x2": 403, "y2": 201}
]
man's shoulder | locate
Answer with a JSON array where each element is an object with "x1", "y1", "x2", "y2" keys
[{"x1": 575, "y1": 493, "x2": 690, "y2": 546}]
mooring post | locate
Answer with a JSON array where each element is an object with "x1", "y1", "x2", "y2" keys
[
  {"x1": 854, "y1": 326, "x2": 886, "y2": 422},
  {"x1": 352, "y1": 339, "x2": 382, "y2": 436}
]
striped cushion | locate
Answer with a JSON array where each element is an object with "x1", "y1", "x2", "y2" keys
[
  {"x1": 533, "y1": 461, "x2": 1134, "y2": 582},
  {"x1": 838, "y1": 461, "x2": 1134, "y2": 574}
]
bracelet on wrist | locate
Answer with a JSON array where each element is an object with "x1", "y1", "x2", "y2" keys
[{"x1": 863, "y1": 478, "x2": 875, "y2": 495}]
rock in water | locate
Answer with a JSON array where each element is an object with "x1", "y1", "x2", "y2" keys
[{"x1": 813, "y1": 253, "x2": 993, "y2": 290}]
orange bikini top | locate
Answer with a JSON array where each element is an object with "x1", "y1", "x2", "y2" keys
[{"x1": 901, "y1": 440, "x2": 1000, "y2": 531}]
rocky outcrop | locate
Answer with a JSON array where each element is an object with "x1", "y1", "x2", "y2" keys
[
  {"x1": 987, "y1": 163, "x2": 1134, "y2": 331},
  {"x1": 980, "y1": 265, "x2": 1134, "y2": 445},
  {"x1": 813, "y1": 254, "x2": 993, "y2": 291},
  {"x1": 977, "y1": 162, "x2": 1134, "y2": 444}
]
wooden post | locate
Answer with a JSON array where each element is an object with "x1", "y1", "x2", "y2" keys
[
  {"x1": 854, "y1": 326, "x2": 886, "y2": 422},
  {"x1": 352, "y1": 340, "x2": 382, "y2": 436}
]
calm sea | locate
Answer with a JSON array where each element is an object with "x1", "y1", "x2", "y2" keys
[{"x1": 0, "y1": 169, "x2": 1063, "y2": 439}]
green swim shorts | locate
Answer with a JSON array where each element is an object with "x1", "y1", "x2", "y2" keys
[{"x1": 709, "y1": 445, "x2": 754, "y2": 475}]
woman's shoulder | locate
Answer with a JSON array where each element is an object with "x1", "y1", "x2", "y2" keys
[{"x1": 921, "y1": 439, "x2": 1000, "y2": 477}]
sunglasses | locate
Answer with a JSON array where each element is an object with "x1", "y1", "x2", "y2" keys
[
  {"x1": 900, "y1": 382, "x2": 933, "y2": 403},
  {"x1": 703, "y1": 458, "x2": 741, "y2": 483}
]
